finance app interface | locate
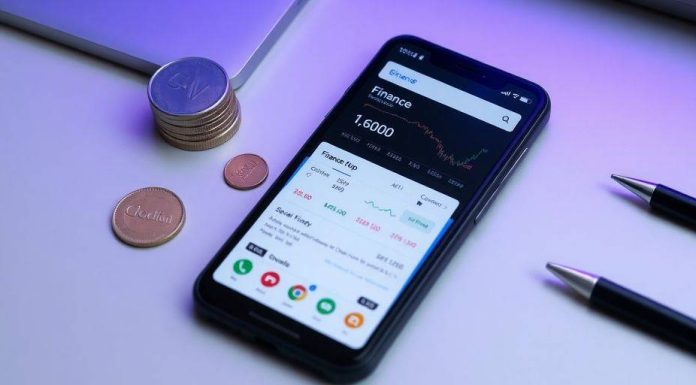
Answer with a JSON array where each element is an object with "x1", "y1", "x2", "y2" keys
[{"x1": 213, "y1": 43, "x2": 537, "y2": 348}]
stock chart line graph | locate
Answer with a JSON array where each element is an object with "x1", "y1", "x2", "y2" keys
[
  {"x1": 364, "y1": 200, "x2": 397, "y2": 217},
  {"x1": 363, "y1": 103, "x2": 488, "y2": 170}
]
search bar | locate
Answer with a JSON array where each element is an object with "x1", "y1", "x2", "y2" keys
[{"x1": 378, "y1": 61, "x2": 520, "y2": 132}]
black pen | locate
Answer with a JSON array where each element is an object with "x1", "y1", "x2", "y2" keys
[
  {"x1": 611, "y1": 174, "x2": 696, "y2": 227},
  {"x1": 546, "y1": 263, "x2": 696, "y2": 353}
]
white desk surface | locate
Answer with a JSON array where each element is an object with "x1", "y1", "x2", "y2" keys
[{"x1": 1, "y1": 1, "x2": 695, "y2": 383}]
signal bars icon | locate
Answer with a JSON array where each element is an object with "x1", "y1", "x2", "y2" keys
[{"x1": 501, "y1": 90, "x2": 533, "y2": 104}]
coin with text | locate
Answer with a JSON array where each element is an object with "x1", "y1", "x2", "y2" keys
[{"x1": 112, "y1": 187, "x2": 185, "y2": 247}]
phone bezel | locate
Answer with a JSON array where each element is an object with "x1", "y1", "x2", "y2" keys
[{"x1": 194, "y1": 35, "x2": 550, "y2": 380}]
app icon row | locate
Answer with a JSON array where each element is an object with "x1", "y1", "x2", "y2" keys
[{"x1": 233, "y1": 258, "x2": 363, "y2": 328}]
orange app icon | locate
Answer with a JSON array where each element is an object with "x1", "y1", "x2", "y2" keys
[{"x1": 344, "y1": 312, "x2": 364, "y2": 329}]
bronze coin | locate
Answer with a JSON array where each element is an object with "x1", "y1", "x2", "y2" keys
[
  {"x1": 224, "y1": 154, "x2": 269, "y2": 190},
  {"x1": 112, "y1": 187, "x2": 185, "y2": 247}
]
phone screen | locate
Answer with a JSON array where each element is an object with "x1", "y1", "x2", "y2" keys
[{"x1": 212, "y1": 42, "x2": 541, "y2": 349}]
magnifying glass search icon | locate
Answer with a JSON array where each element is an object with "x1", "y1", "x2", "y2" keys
[{"x1": 502, "y1": 116, "x2": 509, "y2": 123}]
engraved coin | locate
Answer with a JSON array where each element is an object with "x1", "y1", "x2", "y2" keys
[
  {"x1": 148, "y1": 57, "x2": 229, "y2": 117},
  {"x1": 148, "y1": 57, "x2": 241, "y2": 151},
  {"x1": 112, "y1": 187, "x2": 185, "y2": 247},
  {"x1": 224, "y1": 154, "x2": 269, "y2": 190}
]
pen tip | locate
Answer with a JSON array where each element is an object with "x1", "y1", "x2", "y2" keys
[
  {"x1": 545, "y1": 261, "x2": 568, "y2": 277},
  {"x1": 610, "y1": 174, "x2": 656, "y2": 204},
  {"x1": 545, "y1": 262, "x2": 598, "y2": 299},
  {"x1": 611, "y1": 174, "x2": 635, "y2": 185}
]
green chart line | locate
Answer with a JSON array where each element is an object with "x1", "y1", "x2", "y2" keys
[{"x1": 364, "y1": 200, "x2": 397, "y2": 217}]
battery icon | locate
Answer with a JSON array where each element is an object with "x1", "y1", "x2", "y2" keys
[{"x1": 519, "y1": 96, "x2": 531, "y2": 104}]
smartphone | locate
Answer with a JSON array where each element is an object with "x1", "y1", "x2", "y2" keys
[{"x1": 194, "y1": 35, "x2": 550, "y2": 382}]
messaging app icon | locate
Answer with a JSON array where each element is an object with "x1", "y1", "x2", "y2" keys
[
  {"x1": 316, "y1": 298, "x2": 336, "y2": 315},
  {"x1": 233, "y1": 259, "x2": 253, "y2": 275},
  {"x1": 288, "y1": 285, "x2": 308, "y2": 301}
]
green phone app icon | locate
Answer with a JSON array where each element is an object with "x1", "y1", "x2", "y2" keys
[
  {"x1": 233, "y1": 259, "x2": 253, "y2": 275},
  {"x1": 316, "y1": 298, "x2": 336, "y2": 315}
]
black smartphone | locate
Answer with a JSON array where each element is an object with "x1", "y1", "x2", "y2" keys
[{"x1": 194, "y1": 35, "x2": 550, "y2": 382}]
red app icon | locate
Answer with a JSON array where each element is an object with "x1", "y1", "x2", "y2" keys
[{"x1": 260, "y1": 272, "x2": 280, "y2": 287}]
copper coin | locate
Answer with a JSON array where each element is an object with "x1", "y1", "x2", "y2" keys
[
  {"x1": 112, "y1": 187, "x2": 185, "y2": 247},
  {"x1": 224, "y1": 154, "x2": 269, "y2": 190}
]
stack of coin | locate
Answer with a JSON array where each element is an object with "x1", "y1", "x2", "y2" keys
[{"x1": 148, "y1": 57, "x2": 240, "y2": 151}]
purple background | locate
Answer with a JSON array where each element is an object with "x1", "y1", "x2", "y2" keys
[{"x1": 1, "y1": 0, "x2": 696, "y2": 383}]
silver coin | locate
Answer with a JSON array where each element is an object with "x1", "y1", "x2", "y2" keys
[
  {"x1": 154, "y1": 95, "x2": 238, "y2": 134},
  {"x1": 153, "y1": 90, "x2": 235, "y2": 126},
  {"x1": 156, "y1": 98, "x2": 237, "y2": 132},
  {"x1": 159, "y1": 108, "x2": 241, "y2": 151},
  {"x1": 148, "y1": 57, "x2": 230, "y2": 117},
  {"x1": 159, "y1": 108, "x2": 237, "y2": 141}
]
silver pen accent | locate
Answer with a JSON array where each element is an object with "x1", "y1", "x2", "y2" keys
[
  {"x1": 611, "y1": 174, "x2": 657, "y2": 204},
  {"x1": 546, "y1": 262, "x2": 598, "y2": 299}
]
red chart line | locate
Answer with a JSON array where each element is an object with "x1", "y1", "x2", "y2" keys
[{"x1": 363, "y1": 103, "x2": 488, "y2": 170}]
